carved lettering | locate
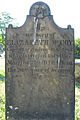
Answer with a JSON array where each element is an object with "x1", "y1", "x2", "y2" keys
[{"x1": 6, "y1": 2, "x2": 74, "y2": 120}]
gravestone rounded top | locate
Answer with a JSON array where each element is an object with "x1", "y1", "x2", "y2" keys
[{"x1": 29, "y1": 2, "x2": 51, "y2": 18}]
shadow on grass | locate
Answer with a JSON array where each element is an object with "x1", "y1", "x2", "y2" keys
[
  {"x1": 0, "y1": 74, "x2": 5, "y2": 81},
  {"x1": 75, "y1": 82, "x2": 80, "y2": 89}
]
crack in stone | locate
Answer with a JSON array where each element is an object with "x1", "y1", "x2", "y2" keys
[
  {"x1": 58, "y1": 56, "x2": 60, "y2": 69},
  {"x1": 32, "y1": 17, "x2": 38, "y2": 45}
]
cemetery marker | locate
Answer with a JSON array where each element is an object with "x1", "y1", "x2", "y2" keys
[{"x1": 6, "y1": 2, "x2": 75, "y2": 120}]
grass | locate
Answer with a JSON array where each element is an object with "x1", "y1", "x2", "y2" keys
[
  {"x1": 0, "y1": 71, "x2": 5, "y2": 81},
  {"x1": 75, "y1": 82, "x2": 80, "y2": 120},
  {"x1": 0, "y1": 57, "x2": 80, "y2": 120},
  {"x1": 0, "y1": 81, "x2": 5, "y2": 120},
  {"x1": 0, "y1": 57, "x2": 5, "y2": 120}
]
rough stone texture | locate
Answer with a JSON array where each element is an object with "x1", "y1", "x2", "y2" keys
[{"x1": 5, "y1": 2, "x2": 75, "y2": 120}]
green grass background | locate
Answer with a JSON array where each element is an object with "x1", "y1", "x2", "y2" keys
[
  {"x1": 0, "y1": 57, "x2": 5, "y2": 120},
  {"x1": 0, "y1": 57, "x2": 80, "y2": 120}
]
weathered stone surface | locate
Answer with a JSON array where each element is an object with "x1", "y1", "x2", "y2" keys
[{"x1": 5, "y1": 2, "x2": 75, "y2": 120}]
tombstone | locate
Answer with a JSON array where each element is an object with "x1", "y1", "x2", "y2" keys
[{"x1": 5, "y1": 2, "x2": 75, "y2": 120}]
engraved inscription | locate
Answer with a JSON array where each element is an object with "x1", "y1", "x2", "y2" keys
[{"x1": 6, "y1": 2, "x2": 75, "y2": 120}]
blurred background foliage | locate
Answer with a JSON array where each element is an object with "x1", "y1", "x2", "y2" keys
[
  {"x1": 0, "y1": 12, "x2": 18, "y2": 51},
  {"x1": 75, "y1": 38, "x2": 80, "y2": 56}
]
